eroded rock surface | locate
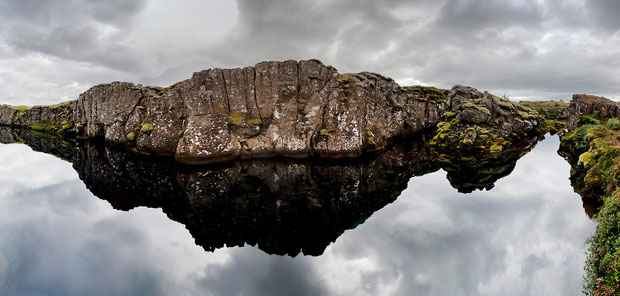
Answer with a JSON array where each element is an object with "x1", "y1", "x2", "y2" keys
[
  {"x1": 567, "y1": 94, "x2": 620, "y2": 129},
  {"x1": 0, "y1": 60, "x2": 545, "y2": 165},
  {"x1": 1, "y1": 60, "x2": 452, "y2": 164}
]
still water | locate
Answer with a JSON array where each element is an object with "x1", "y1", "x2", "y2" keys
[{"x1": 0, "y1": 135, "x2": 595, "y2": 296}]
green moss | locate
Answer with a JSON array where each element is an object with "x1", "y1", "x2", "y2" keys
[
  {"x1": 404, "y1": 86, "x2": 448, "y2": 102},
  {"x1": 494, "y1": 96, "x2": 517, "y2": 110},
  {"x1": 126, "y1": 132, "x2": 136, "y2": 141},
  {"x1": 336, "y1": 74, "x2": 356, "y2": 84},
  {"x1": 7, "y1": 105, "x2": 31, "y2": 111},
  {"x1": 463, "y1": 101, "x2": 491, "y2": 116},
  {"x1": 489, "y1": 144, "x2": 503, "y2": 152},
  {"x1": 443, "y1": 111, "x2": 457, "y2": 118},
  {"x1": 149, "y1": 86, "x2": 169, "y2": 96},
  {"x1": 247, "y1": 118, "x2": 262, "y2": 126},
  {"x1": 365, "y1": 130, "x2": 386, "y2": 150},
  {"x1": 517, "y1": 110, "x2": 536, "y2": 119},
  {"x1": 584, "y1": 192, "x2": 620, "y2": 296},
  {"x1": 320, "y1": 128, "x2": 335, "y2": 136},
  {"x1": 140, "y1": 123, "x2": 154, "y2": 132},
  {"x1": 227, "y1": 112, "x2": 244, "y2": 125},
  {"x1": 11, "y1": 110, "x2": 26, "y2": 124},
  {"x1": 579, "y1": 151, "x2": 596, "y2": 167},
  {"x1": 28, "y1": 122, "x2": 52, "y2": 132},
  {"x1": 580, "y1": 114, "x2": 601, "y2": 125},
  {"x1": 569, "y1": 124, "x2": 605, "y2": 152},
  {"x1": 61, "y1": 120, "x2": 72, "y2": 130}
]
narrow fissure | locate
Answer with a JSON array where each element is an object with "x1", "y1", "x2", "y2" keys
[{"x1": 221, "y1": 70, "x2": 231, "y2": 113}]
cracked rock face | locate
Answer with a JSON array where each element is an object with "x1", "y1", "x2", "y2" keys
[
  {"x1": 1, "y1": 60, "x2": 446, "y2": 164},
  {"x1": 1, "y1": 60, "x2": 544, "y2": 165},
  {"x1": 567, "y1": 94, "x2": 620, "y2": 129}
]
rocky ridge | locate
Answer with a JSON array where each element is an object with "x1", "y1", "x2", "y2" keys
[{"x1": 0, "y1": 59, "x2": 543, "y2": 164}]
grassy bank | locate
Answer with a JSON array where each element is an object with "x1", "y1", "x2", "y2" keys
[{"x1": 560, "y1": 116, "x2": 620, "y2": 295}]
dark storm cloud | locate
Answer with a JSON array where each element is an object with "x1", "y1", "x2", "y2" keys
[
  {"x1": 587, "y1": 0, "x2": 620, "y2": 32},
  {"x1": 194, "y1": 248, "x2": 329, "y2": 296},
  {"x1": 0, "y1": 0, "x2": 146, "y2": 71},
  {"x1": 207, "y1": 0, "x2": 620, "y2": 100}
]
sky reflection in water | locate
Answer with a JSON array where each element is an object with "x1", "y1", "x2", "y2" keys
[{"x1": 0, "y1": 135, "x2": 595, "y2": 296}]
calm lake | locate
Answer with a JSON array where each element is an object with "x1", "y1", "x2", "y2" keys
[{"x1": 0, "y1": 134, "x2": 595, "y2": 296}]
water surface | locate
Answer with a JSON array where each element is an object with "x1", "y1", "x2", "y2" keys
[{"x1": 0, "y1": 135, "x2": 595, "y2": 296}]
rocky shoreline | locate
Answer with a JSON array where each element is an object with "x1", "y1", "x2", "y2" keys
[
  {"x1": 3, "y1": 59, "x2": 620, "y2": 292},
  {"x1": 554, "y1": 94, "x2": 620, "y2": 295},
  {"x1": 0, "y1": 59, "x2": 543, "y2": 164}
]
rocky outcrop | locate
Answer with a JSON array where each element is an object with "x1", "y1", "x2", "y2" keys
[
  {"x1": 0, "y1": 106, "x2": 17, "y2": 126},
  {"x1": 567, "y1": 94, "x2": 620, "y2": 129},
  {"x1": 69, "y1": 61, "x2": 448, "y2": 164},
  {"x1": 0, "y1": 60, "x2": 545, "y2": 165},
  {"x1": 558, "y1": 94, "x2": 620, "y2": 295},
  {"x1": 1, "y1": 60, "x2": 450, "y2": 164},
  {"x1": 429, "y1": 85, "x2": 542, "y2": 155}
]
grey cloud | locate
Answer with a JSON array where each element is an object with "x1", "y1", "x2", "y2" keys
[
  {"x1": 198, "y1": 0, "x2": 620, "y2": 100},
  {"x1": 195, "y1": 249, "x2": 328, "y2": 296},
  {"x1": 587, "y1": 0, "x2": 620, "y2": 32},
  {"x1": 0, "y1": 0, "x2": 147, "y2": 72},
  {"x1": 85, "y1": 0, "x2": 147, "y2": 25},
  {"x1": 2, "y1": 0, "x2": 620, "y2": 105}
]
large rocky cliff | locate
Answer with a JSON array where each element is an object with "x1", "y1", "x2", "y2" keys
[{"x1": 0, "y1": 59, "x2": 542, "y2": 164}]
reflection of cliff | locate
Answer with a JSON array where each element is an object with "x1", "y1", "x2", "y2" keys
[{"x1": 0, "y1": 127, "x2": 542, "y2": 256}]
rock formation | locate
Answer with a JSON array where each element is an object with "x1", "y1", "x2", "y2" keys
[
  {"x1": 0, "y1": 126, "x2": 542, "y2": 256},
  {"x1": 557, "y1": 94, "x2": 620, "y2": 295},
  {"x1": 0, "y1": 59, "x2": 543, "y2": 164},
  {"x1": 567, "y1": 94, "x2": 620, "y2": 129}
]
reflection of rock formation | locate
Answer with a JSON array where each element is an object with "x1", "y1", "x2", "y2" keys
[{"x1": 0, "y1": 127, "x2": 542, "y2": 256}]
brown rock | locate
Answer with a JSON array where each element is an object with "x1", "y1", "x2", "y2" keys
[{"x1": 567, "y1": 94, "x2": 620, "y2": 129}]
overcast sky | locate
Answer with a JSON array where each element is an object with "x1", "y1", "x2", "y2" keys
[{"x1": 1, "y1": 0, "x2": 620, "y2": 106}]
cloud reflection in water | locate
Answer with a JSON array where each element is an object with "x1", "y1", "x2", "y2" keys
[{"x1": 0, "y1": 135, "x2": 595, "y2": 296}]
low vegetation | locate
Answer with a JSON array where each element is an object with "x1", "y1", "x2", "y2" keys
[
  {"x1": 403, "y1": 85, "x2": 449, "y2": 102},
  {"x1": 561, "y1": 116, "x2": 620, "y2": 296}
]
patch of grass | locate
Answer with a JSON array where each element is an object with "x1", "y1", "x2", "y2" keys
[
  {"x1": 607, "y1": 118, "x2": 619, "y2": 130},
  {"x1": 7, "y1": 105, "x2": 31, "y2": 111},
  {"x1": 584, "y1": 191, "x2": 620, "y2": 296},
  {"x1": 581, "y1": 114, "x2": 601, "y2": 125}
]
